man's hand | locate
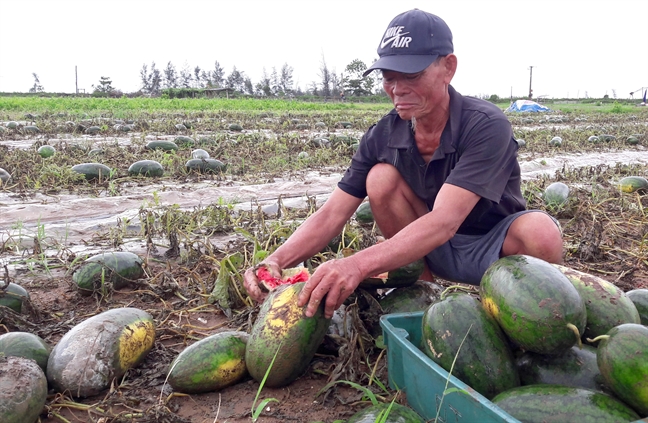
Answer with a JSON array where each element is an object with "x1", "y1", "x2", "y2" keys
[
  {"x1": 297, "y1": 257, "x2": 363, "y2": 319},
  {"x1": 243, "y1": 262, "x2": 281, "y2": 304}
]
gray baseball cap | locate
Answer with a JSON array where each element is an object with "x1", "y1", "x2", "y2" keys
[{"x1": 364, "y1": 9, "x2": 454, "y2": 77}]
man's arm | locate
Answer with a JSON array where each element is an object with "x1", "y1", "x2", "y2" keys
[
  {"x1": 299, "y1": 182, "x2": 481, "y2": 318},
  {"x1": 243, "y1": 187, "x2": 363, "y2": 302}
]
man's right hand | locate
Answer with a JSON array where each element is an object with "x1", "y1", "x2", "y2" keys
[{"x1": 243, "y1": 262, "x2": 281, "y2": 303}]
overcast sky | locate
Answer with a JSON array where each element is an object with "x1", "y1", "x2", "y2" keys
[{"x1": 0, "y1": 0, "x2": 646, "y2": 99}]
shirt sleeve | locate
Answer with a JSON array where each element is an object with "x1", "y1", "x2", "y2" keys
[{"x1": 337, "y1": 124, "x2": 381, "y2": 199}]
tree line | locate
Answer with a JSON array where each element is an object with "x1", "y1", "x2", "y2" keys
[{"x1": 137, "y1": 57, "x2": 380, "y2": 99}]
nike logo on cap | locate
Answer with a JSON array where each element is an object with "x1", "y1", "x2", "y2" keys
[{"x1": 380, "y1": 26, "x2": 411, "y2": 48}]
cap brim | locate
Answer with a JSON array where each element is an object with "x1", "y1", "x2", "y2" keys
[{"x1": 362, "y1": 54, "x2": 438, "y2": 77}]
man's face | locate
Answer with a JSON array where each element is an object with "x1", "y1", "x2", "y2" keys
[{"x1": 382, "y1": 56, "x2": 454, "y2": 121}]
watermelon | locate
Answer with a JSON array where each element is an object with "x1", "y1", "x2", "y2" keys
[
  {"x1": 37, "y1": 145, "x2": 55, "y2": 158},
  {"x1": 185, "y1": 158, "x2": 226, "y2": 173},
  {"x1": 0, "y1": 168, "x2": 10, "y2": 184},
  {"x1": 421, "y1": 292, "x2": 520, "y2": 399},
  {"x1": 618, "y1": 176, "x2": 648, "y2": 193},
  {"x1": 480, "y1": 255, "x2": 587, "y2": 355},
  {"x1": 378, "y1": 280, "x2": 442, "y2": 315},
  {"x1": 84, "y1": 126, "x2": 101, "y2": 135},
  {"x1": 191, "y1": 148, "x2": 210, "y2": 159},
  {"x1": 0, "y1": 283, "x2": 30, "y2": 313},
  {"x1": 174, "y1": 136, "x2": 195, "y2": 147},
  {"x1": 515, "y1": 345, "x2": 608, "y2": 393},
  {"x1": 167, "y1": 331, "x2": 248, "y2": 394},
  {"x1": 255, "y1": 266, "x2": 310, "y2": 291},
  {"x1": 71, "y1": 163, "x2": 113, "y2": 180},
  {"x1": 347, "y1": 402, "x2": 425, "y2": 423},
  {"x1": 359, "y1": 259, "x2": 425, "y2": 289},
  {"x1": 0, "y1": 356, "x2": 48, "y2": 423},
  {"x1": 128, "y1": 160, "x2": 164, "y2": 177},
  {"x1": 72, "y1": 251, "x2": 144, "y2": 295},
  {"x1": 228, "y1": 123, "x2": 243, "y2": 131},
  {"x1": 0, "y1": 332, "x2": 51, "y2": 372},
  {"x1": 626, "y1": 289, "x2": 648, "y2": 325},
  {"x1": 355, "y1": 201, "x2": 374, "y2": 224},
  {"x1": 146, "y1": 140, "x2": 178, "y2": 151},
  {"x1": 245, "y1": 282, "x2": 330, "y2": 388},
  {"x1": 47, "y1": 307, "x2": 156, "y2": 397},
  {"x1": 492, "y1": 385, "x2": 640, "y2": 422},
  {"x1": 553, "y1": 265, "x2": 640, "y2": 340},
  {"x1": 549, "y1": 136, "x2": 562, "y2": 146},
  {"x1": 543, "y1": 182, "x2": 570, "y2": 206},
  {"x1": 593, "y1": 323, "x2": 648, "y2": 416}
]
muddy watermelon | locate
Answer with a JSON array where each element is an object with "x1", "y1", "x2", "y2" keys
[
  {"x1": 71, "y1": 163, "x2": 113, "y2": 180},
  {"x1": 347, "y1": 402, "x2": 425, "y2": 423},
  {"x1": 515, "y1": 345, "x2": 608, "y2": 393},
  {"x1": 619, "y1": 176, "x2": 648, "y2": 193},
  {"x1": 543, "y1": 182, "x2": 569, "y2": 206},
  {"x1": 492, "y1": 385, "x2": 640, "y2": 422},
  {"x1": 0, "y1": 167, "x2": 11, "y2": 184},
  {"x1": 359, "y1": 259, "x2": 425, "y2": 289},
  {"x1": 146, "y1": 140, "x2": 178, "y2": 151},
  {"x1": 47, "y1": 307, "x2": 155, "y2": 397},
  {"x1": 0, "y1": 332, "x2": 51, "y2": 372},
  {"x1": 72, "y1": 251, "x2": 144, "y2": 295},
  {"x1": 626, "y1": 288, "x2": 648, "y2": 324},
  {"x1": 128, "y1": 160, "x2": 164, "y2": 177},
  {"x1": 0, "y1": 356, "x2": 48, "y2": 423},
  {"x1": 421, "y1": 292, "x2": 520, "y2": 399},
  {"x1": 185, "y1": 158, "x2": 226, "y2": 173},
  {"x1": 480, "y1": 255, "x2": 587, "y2": 355},
  {"x1": 553, "y1": 265, "x2": 640, "y2": 340},
  {"x1": 355, "y1": 201, "x2": 374, "y2": 224},
  {"x1": 378, "y1": 280, "x2": 442, "y2": 315},
  {"x1": 592, "y1": 323, "x2": 648, "y2": 416},
  {"x1": 245, "y1": 282, "x2": 330, "y2": 388},
  {"x1": 167, "y1": 331, "x2": 248, "y2": 394},
  {"x1": 0, "y1": 282, "x2": 30, "y2": 313}
]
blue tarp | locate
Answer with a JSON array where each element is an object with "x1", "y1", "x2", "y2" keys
[{"x1": 506, "y1": 99, "x2": 551, "y2": 112}]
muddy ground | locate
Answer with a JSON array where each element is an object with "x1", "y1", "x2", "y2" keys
[{"x1": 1, "y1": 109, "x2": 647, "y2": 422}]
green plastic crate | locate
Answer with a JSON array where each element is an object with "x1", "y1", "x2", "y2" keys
[
  {"x1": 380, "y1": 311, "x2": 515, "y2": 422},
  {"x1": 380, "y1": 311, "x2": 648, "y2": 423}
]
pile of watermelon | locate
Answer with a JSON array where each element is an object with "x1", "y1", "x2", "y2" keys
[{"x1": 419, "y1": 254, "x2": 648, "y2": 421}]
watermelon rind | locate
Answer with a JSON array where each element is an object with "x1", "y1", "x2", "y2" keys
[
  {"x1": 0, "y1": 356, "x2": 48, "y2": 423},
  {"x1": 480, "y1": 255, "x2": 587, "y2": 355},
  {"x1": 245, "y1": 282, "x2": 330, "y2": 388},
  {"x1": 595, "y1": 323, "x2": 648, "y2": 416},
  {"x1": 72, "y1": 251, "x2": 144, "y2": 295},
  {"x1": 492, "y1": 384, "x2": 640, "y2": 422},
  {"x1": 421, "y1": 292, "x2": 520, "y2": 399},
  {"x1": 47, "y1": 307, "x2": 155, "y2": 397},
  {"x1": 167, "y1": 331, "x2": 248, "y2": 394},
  {"x1": 626, "y1": 288, "x2": 648, "y2": 325},
  {"x1": 553, "y1": 265, "x2": 640, "y2": 340},
  {"x1": 0, "y1": 332, "x2": 51, "y2": 372},
  {"x1": 346, "y1": 402, "x2": 425, "y2": 423}
]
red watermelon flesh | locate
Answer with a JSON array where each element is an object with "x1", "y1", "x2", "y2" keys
[{"x1": 256, "y1": 267, "x2": 310, "y2": 291}]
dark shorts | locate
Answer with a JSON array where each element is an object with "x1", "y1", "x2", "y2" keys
[{"x1": 425, "y1": 210, "x2": 559, "y2": 285}]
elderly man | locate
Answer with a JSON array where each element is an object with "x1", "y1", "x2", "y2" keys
[{"x1": 244, "y1": 9, "x2": 563, "y2": 319}]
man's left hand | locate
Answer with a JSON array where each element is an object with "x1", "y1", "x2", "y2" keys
[{"x1": 297, "y1": 257, "x2": 363, "y2": 319}]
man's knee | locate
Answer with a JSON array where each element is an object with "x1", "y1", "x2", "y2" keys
[
  {"x1": 503, "y1": 212, "x2": 563, "y2": 263},
  {"x1": 366, "y1": 163, "x2": 401, "y2": 198}
]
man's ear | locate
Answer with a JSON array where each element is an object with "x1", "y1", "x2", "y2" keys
[{"x1": 443, "y1": 54, "x2": 458, "y2": 82}]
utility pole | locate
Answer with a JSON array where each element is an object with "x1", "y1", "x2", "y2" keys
[
  {"x1": 528, "y1": 66, "x2": 534, "y2": 99},
  {"x1": 75, "y1": 66, "x2": 78, "y2": 95}
]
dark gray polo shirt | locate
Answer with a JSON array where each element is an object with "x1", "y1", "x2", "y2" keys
[{"x1": 338, "y1": 85, "x2": 526, "y2": 236}]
